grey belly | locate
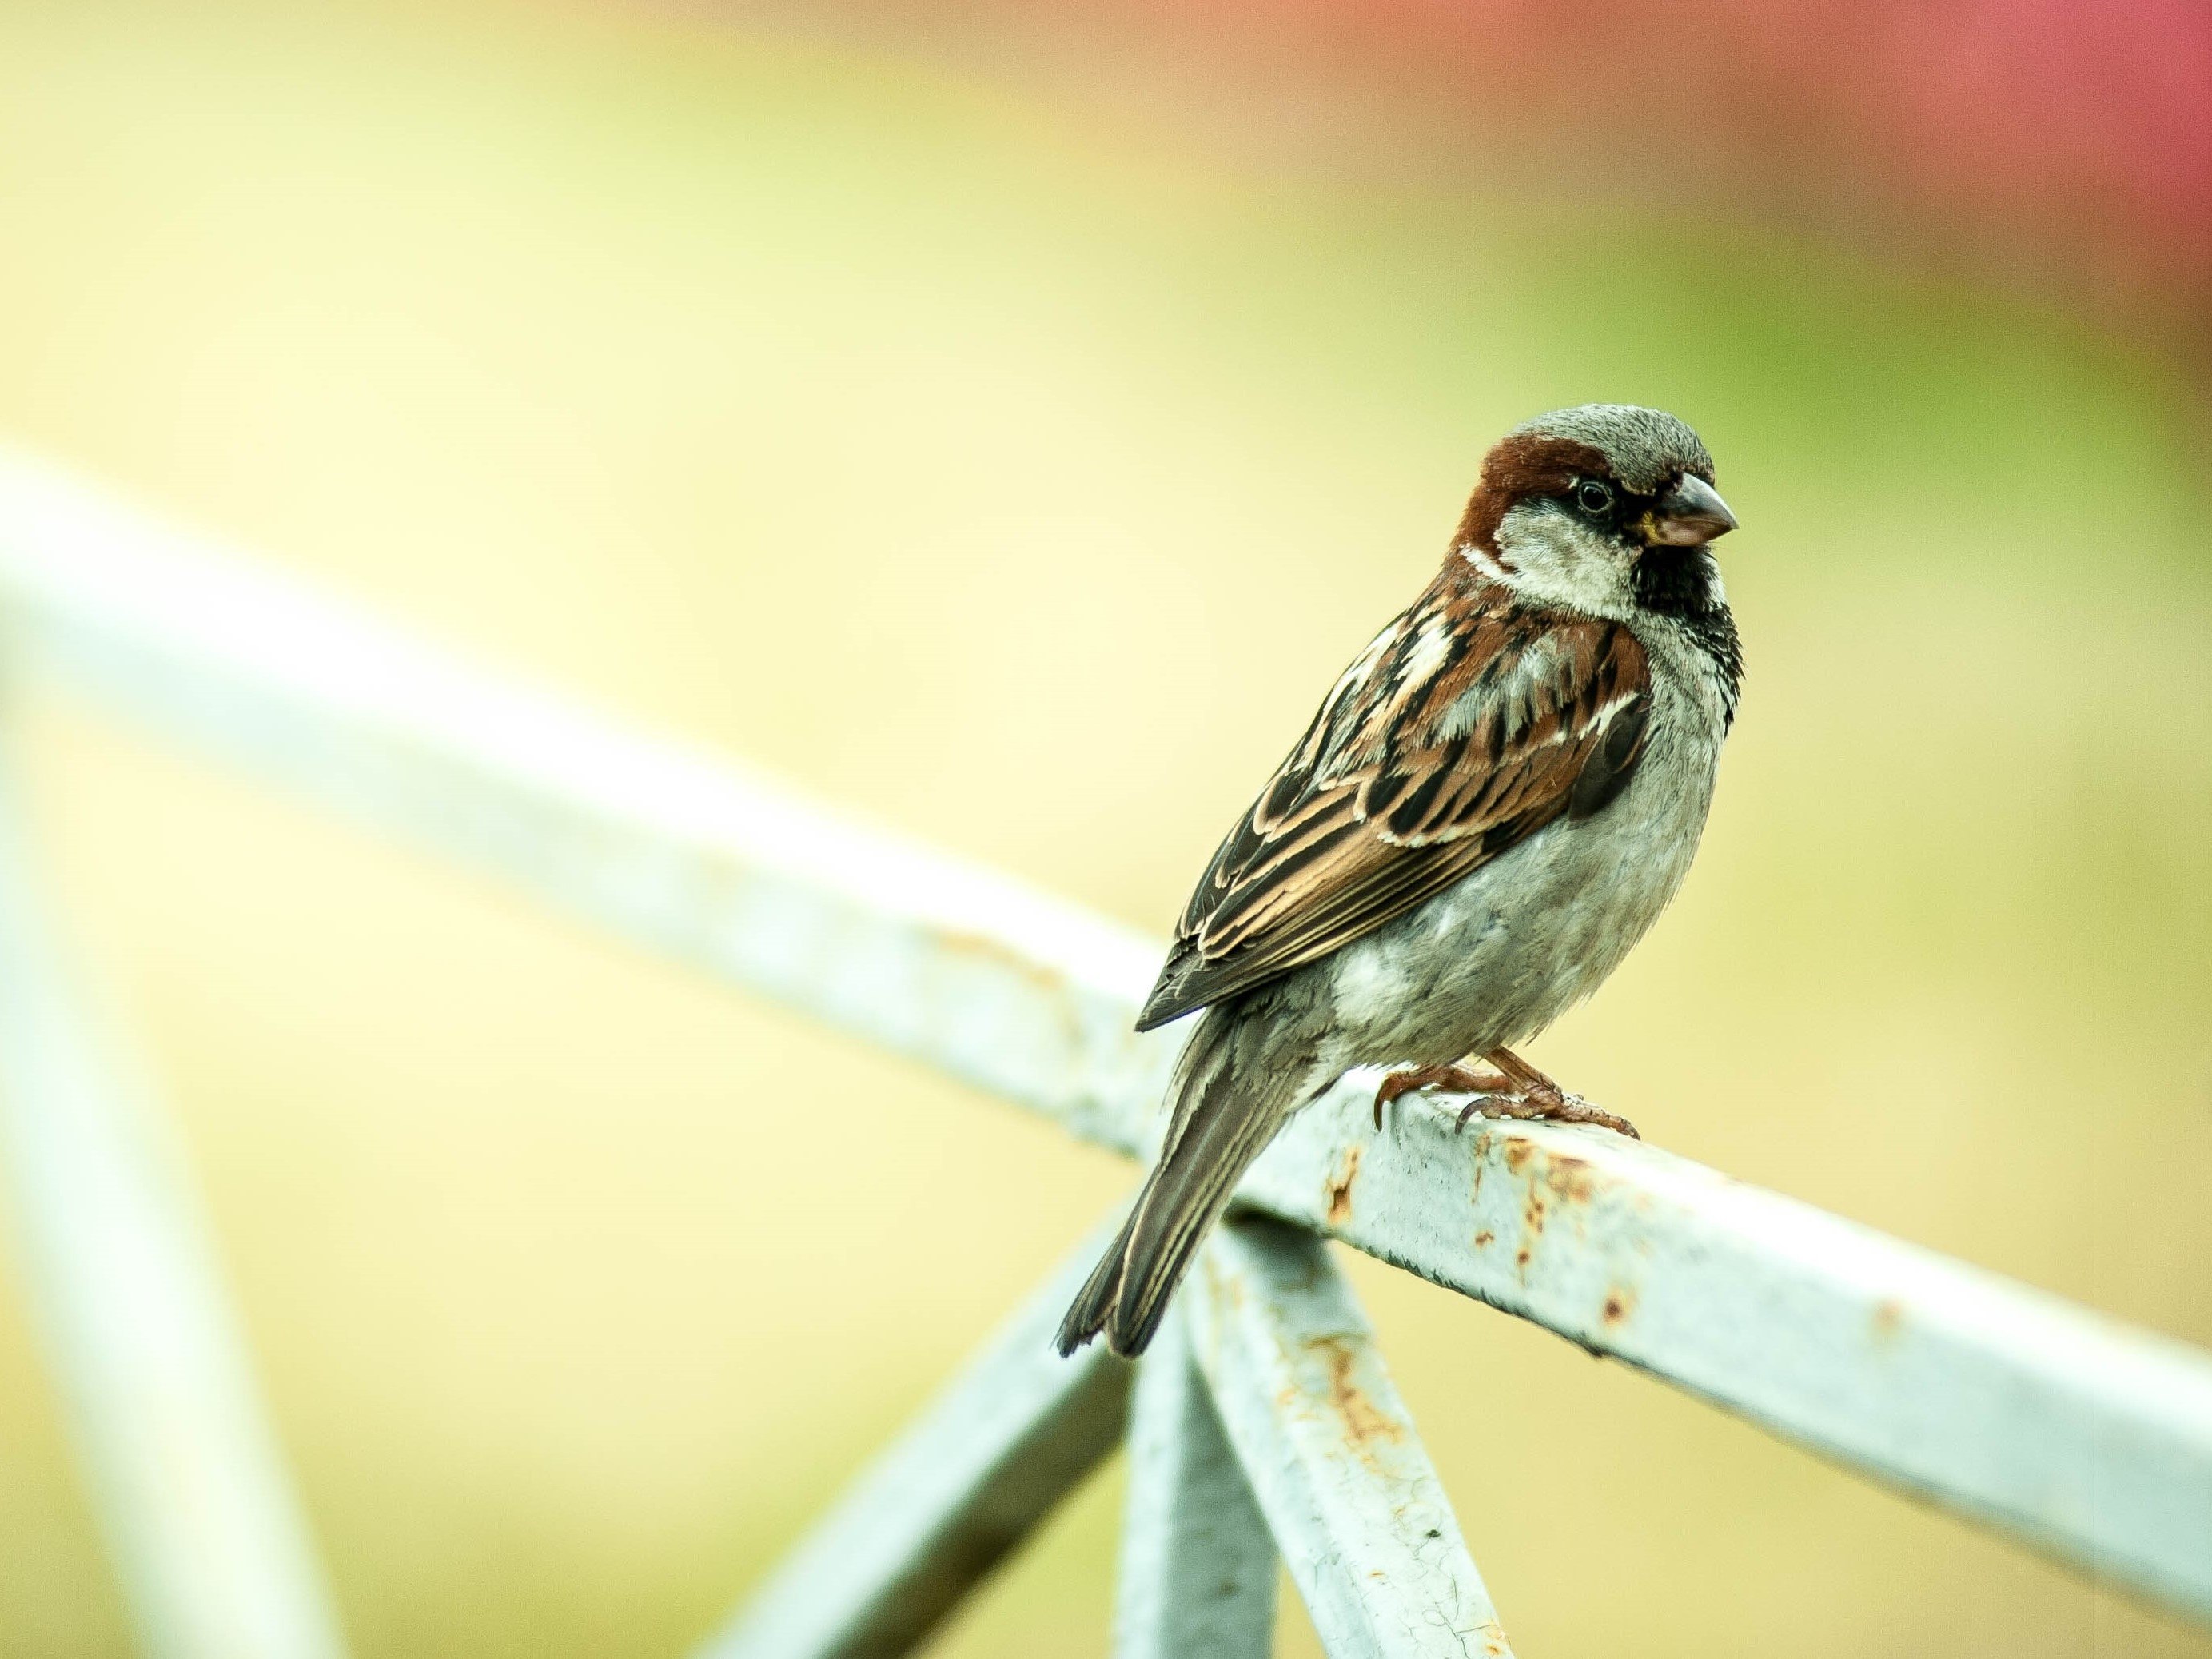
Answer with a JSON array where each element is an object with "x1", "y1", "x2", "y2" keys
[{"x1": 1316, "y1": 745, "x2": 1719, "y2": 1068}]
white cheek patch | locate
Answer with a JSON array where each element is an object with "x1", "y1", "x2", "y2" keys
[{"x1": 1494, "y1": 504, "x2": 1635, "y2": 619}]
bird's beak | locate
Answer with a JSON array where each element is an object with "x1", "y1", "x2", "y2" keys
[{"x1": 1641, "y1": 475, "x2": 1738, "y2": 547}]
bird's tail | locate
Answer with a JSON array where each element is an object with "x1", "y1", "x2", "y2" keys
[{"x1": 1056, "y1": 1005, "x2": 1315, "y2": 1358}]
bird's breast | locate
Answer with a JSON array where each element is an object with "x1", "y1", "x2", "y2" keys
[{"x1": 1322, "y1": 670, "x2": 1726, "y2": 1064}]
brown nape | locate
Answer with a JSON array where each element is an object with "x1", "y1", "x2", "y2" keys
[{"x1": 1452, "y1": 433, "x2": 1610, "y2": 556}]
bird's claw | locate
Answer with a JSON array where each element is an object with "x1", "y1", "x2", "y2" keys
[
  {"x1": 1373, "y1": 1063, "x2": 1508, "y2": 1131},
  {"x1": 1457, "y1": 1087, "x2": 1640, "y2": 1139},
  {"x1": 1374, "y1": 1065, "x2": 1639, "y2": 1139}
]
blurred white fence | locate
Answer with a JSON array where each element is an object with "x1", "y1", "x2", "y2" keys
[{"x1": 1, "y1": 445, "x2": 2209, "y2": 1657}]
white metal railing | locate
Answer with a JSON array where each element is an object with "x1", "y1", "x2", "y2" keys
[
  {"x1": 0, "y1": 735, "x2": 348, "y2": 1659},
  {"x1": 0, "y1": 442, "x2": 2208, "y2": 1657}
]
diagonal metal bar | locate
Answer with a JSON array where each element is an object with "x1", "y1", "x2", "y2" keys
[
  {"x1": 3, "y1": 445, "x2": 2212, "y2": 1624},
  {"x1": 0, "y1": 445, "x2": 1173, "y2": 1157},
  {"x1": 1113, "y1": 1301, "x2": 1276, "y2": 1659},
  {"x1": 1190, "y1": 1215, "x2": 1512, "y2": 1658},
  {"x1": 0, "y1": 728, "x2": 349, "y2": 1659},
  {"x1": 697, "y1": 1221, "x2": 1132, "y2": 1659}
]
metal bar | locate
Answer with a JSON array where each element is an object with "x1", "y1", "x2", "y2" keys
[
  {"x1": 1239, "y1": 1083, "x2": 2212, "y2": 1625},
  {"x1": 0, "y1": 729, "x2": 349, "y2": 1659},
  {"x1": 4, "y1": 445, "x2": 2212, "y2": 1623},
  {"x1": 697, "y1": 1222, "x2": 1132, "y2": 1659},
  {"x1": 0, "y1": 445, "x2": 1174, "y2": 1158},
  {"x1": 1113, "y1": 1302, "x2": 1275, "y2": 1659},
  {"x1": 1188, "y1": 1216, "x2": 1511, "y2": 1659}
]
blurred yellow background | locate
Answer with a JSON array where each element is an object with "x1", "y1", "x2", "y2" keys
[{"x1": 1, "y1": 1, "x2": 2208, "y2": 1654}]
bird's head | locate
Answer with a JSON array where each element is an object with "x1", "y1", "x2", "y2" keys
[{"x1": 1453, "y1": 404, "x2": 1736, "y2": 624}]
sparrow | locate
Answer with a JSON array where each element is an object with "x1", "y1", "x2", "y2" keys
[{"x1": 1058, "y1": 404, "x2": 1741, "y2": 1359}]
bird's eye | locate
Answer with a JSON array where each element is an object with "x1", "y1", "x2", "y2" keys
[{"x1": 1573, "y1": 480, "x2": 1615, "y2": 518}]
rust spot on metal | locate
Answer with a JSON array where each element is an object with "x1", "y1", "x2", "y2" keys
[
  {"x1": 932, "y1": 927, "x2": 1072, "y2": 996},
  {"x1": 1202, "y1": 1253, "x2": 1247, "y2": 1318},
  {"x1": 1523, "y1": 1192, "x2": 1547, "y2": 1236},
  {"x1": 1309, "y1": 1336, "x2": 1405, "y2": 1452},
  {"x1": 1871, "y1": 1298, "x2": 1906, "y2": 1343},
  {"x1": 1544, "y1": 1152, "x2": 1600, "y2": 1205},
  {"x1": 1514, "y1": 1245, "x2": 1532, "y2": 1272},
  {"x1": 1473, "y1": 1230, "x2": 1494, "y2": 1248},
  {"x1": 1325, "y1": 1143, "x2": 1362, "y2": 1226},
  {"x1": 1601, "y1": 1286, "x2": 1637, "y2": 1327},
  {"x1": 929, "y1": 927, "x2": 1089, "y2": 1057},
  {"x1": 1502, "y1": 1138, "x2": 1534, "y2": 1175}
]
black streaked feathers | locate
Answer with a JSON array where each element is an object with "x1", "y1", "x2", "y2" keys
[
  {"x1": 1569, "y1": 702, "x2": 1650, "y2": 819},
  {"x1": 1632, "y1": 545, "x2": 1744, "y2": 725},
  {"x1": 1134, "y1": 572, "x2": 1654, "y2": 1031}
]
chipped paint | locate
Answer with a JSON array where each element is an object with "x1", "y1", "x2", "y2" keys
[
  {"x1": 1311, "y1": 1336, "x2": 1405, "y2": 1454},
  {"x1": 1871, "y1": 1298, "x2": 1906, "y2": 1344},
  {"x1": 1325, "y1": 1143, "x2": 1363, "y2": 1226},
  {"x1": 1544, "y1": 1151, "x2": 1602, "y2": 1206},
  {"x1": 1190, "y1": 1220, "x2": 1515, "y2": 1657}
]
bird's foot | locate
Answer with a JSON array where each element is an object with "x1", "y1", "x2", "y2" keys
[
  {"x1": 1373, "y1": 1051, "x2": 1640, "y2": 1139},
  {"x1": 1457, "y1": 1087, "x2": 1640, "y2": 1139},
  {"x1": 1372, "y1": 1063, "x2": 1514, "y2": 1131},
  {"x1": 1461, "y1": 1045, "x2": 1641, "y2": 1139}
]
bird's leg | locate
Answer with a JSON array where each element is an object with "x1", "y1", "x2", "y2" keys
[
  {"x1": 1372, "y1": 1062, "x2": 1513, "y2": 1131},
  {"x1": 1473, "y1": 1046, "x2": 1640, "y2": 1139}
]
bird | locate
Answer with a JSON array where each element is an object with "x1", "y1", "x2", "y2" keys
[{"x1": 1057, "y1": 404, "x2": 1742, "y2": 1359}]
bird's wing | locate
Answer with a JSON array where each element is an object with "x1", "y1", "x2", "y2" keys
[{"x1": 1134, "y1": 580, "x2": 1653, "y2": 1031}]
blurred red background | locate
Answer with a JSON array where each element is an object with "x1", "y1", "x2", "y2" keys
[{"x1": 733, "y1": 0, "x2": 2212, "y2": 341}]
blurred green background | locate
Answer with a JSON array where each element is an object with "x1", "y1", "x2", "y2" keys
[{"x1": 0, "y1": 1, "x2": 2208, "y2": 1654}]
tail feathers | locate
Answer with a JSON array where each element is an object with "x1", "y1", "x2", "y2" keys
[
  {"x1": 1056, "y1": 1011, "x2": 1309, "y2": 1358},
  {"x1": 1054, "y1": 1206, "x2": 1138, "y2": 1358}
]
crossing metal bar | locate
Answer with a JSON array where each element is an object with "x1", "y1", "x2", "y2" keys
[
  {"x1": 1113, "y1": 1294, "x2": 1277, "y2": 1659},
  {"x1": 3, "y1": 444, "x2": 2212, "y2": 1628},
  {"x1": 1189, "y1": 1218, "x2": 1513, "y2": 1659},
  {"x1": 721, "y1": 1210, "x2": 1499, "y2": 1657},
  {"x1": 695, "y1": 1222, "x2": 1132, "y2": 1659},
  {"x1": 0, "y1": 729, "x2": 348, "y2": 1659}
]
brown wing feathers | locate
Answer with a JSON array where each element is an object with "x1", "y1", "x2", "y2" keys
[{"x1": 1135, "y1": 576, "x2": 1652, "y2": 1031}]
